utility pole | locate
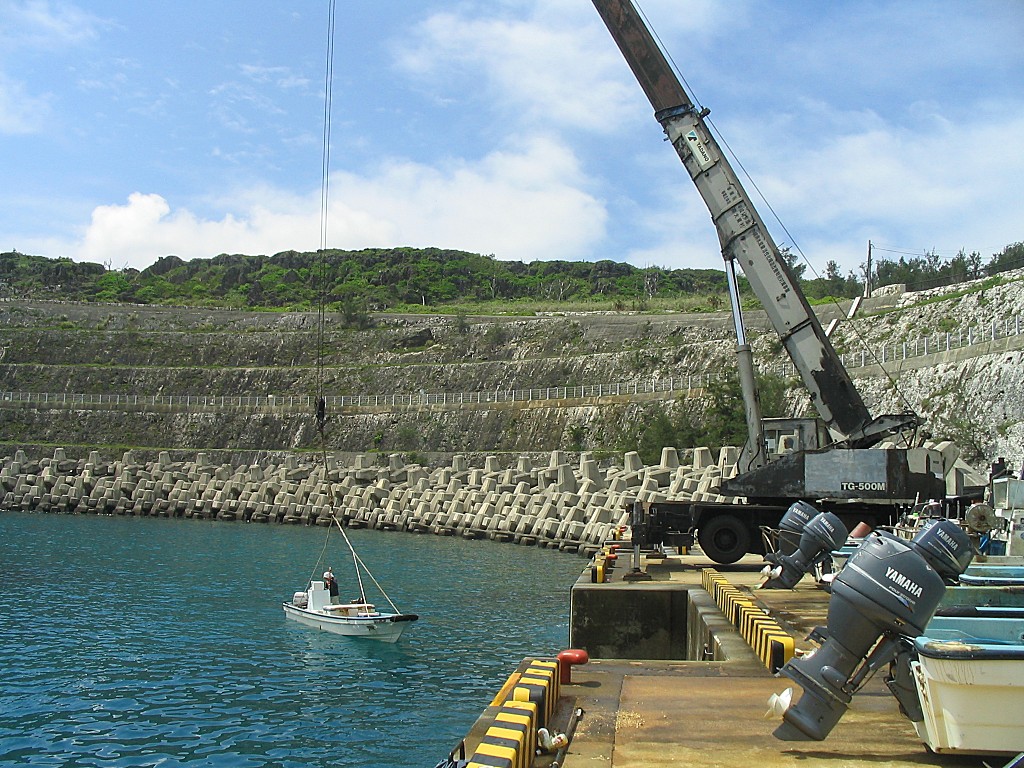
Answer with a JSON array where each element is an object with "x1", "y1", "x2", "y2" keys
[{"x1": 864, "y1": 240, "x2": 873, "y2": 298}]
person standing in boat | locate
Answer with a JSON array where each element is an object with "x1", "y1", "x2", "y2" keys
[{"x1": 323, "y1": 567, "x2": 340, "y2": 604}]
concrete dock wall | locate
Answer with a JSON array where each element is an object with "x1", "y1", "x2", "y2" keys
[{"x1": 0, "y1": 446, "x2": 738, "y2": 555}]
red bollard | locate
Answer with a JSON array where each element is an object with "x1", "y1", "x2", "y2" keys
[{"x1": 557, "y1": 648, "x2": 590, "y2": 684}]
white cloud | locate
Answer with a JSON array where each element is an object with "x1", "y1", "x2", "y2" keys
[
  {"x1": 0, "y1": 1, "x2": 105, "y2": 134},
  {"x1": 329, "y1": 135, "x2": 606, "y2": 259},
  {"x1": 0, "y1": 72, "x2": 50, "y2": 133},
  {"x1": 394, "y1": 6, "x2": 638, "y2": 134},
  {"x1": 392, "y1": 0, "x2": 749, "y2": 135},
  {"x1": 0, "y1": 0, "x2": 105, "y2": 49},
  {"x1": 730, "y1": 103, "x2": 1024, "y2": 271},
  {"x1": 77, "y1": 192, "x2": 303, "y2": 268},
  {"x1": 61, "y1": 136, "x2": 606, "y2": 269},
  {"x1": 239, "y1": 64, "x2": 310, "y2": 90}
]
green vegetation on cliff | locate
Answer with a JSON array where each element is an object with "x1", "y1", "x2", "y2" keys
[{"x1": 4, "y1": 242, "x2": 1021, "y2": 313}]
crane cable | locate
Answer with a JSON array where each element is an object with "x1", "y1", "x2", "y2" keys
[
  {"x1": 307, "y1": 0, "x2": 338, "y2": 595},
  {"x1": 314, "y1": 0, "x2": 336, "y2": 443},
  {"x1": 309, "y1": 1, "x2": 404, "y2": 615}
]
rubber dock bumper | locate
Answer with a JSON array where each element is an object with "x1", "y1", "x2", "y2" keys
[
  {"x1": 702, "y1": 568, "x2": 795, "y2": 672},
  {"x1": 459, "y1": 658, "x2": 560, "y2": 768}
]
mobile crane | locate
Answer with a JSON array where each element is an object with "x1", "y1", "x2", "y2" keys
[{"x1": 592, "y1": 0, "x2": 948, "y2": 563}]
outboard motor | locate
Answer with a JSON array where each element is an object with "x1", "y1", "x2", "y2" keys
[
  {"x1": 770, "y1": 519, "x2": 972, "y2": 741},
  {"x1": 910, "y1": 518, "x2": 975, "y2": 583},
  {"x1": 768, "y1": 501, "x2": 820, "y2": 559},
  {"x1": 880, "y1": 519, "x2": 977, "y2": 722},
  {"x1": 762, "y1": 502, "x2": 848, "y2": 590}
]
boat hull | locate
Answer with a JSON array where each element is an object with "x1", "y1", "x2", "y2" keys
[
  {"x1": 911, "y1": 615, "x2": 1024, "y2": 754},
  {"x1": 282, "y1": 602, "x2": 416, "y2": 643}
]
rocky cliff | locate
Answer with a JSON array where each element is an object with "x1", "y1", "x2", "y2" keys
[{"x1": 1, "y1": 268, "x2": 1022, "y2": 473}]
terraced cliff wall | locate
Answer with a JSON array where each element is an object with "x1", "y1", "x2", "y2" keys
[{"x1": 2, "y1": 268, "x2": 1023, "y2": 472}]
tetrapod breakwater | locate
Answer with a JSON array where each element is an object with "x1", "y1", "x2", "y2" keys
[{"x1": 0, "y1": 447, "x2": 741, "y2": 554}]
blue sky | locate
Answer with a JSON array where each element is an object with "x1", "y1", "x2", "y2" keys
[{"x1": 1, "y1": 0, "x2": 1022, "y2": 277}]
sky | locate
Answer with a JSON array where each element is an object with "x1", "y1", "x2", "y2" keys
[{"x1": 1, "y1": 0, "x2": 1022, "y2": 278}]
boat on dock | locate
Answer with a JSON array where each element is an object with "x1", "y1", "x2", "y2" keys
[{"x1": 913, "y1": 606, "x2": 1024, "y2": 753}]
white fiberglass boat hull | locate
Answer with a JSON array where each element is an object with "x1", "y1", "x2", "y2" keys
[
  {"x1": 911, "y1": 615, "x2": 1024, "y2": 754},
  {"x1": 285, "y1": 519, "x2": 418, "y2": 643},
  {"x1": 282, "y1": 601, "x2": 416, "y2": 643}
]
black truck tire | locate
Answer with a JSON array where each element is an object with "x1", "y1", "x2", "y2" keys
[{"x1": 698, "y1": 514, "x2": 752, "y2": 564}]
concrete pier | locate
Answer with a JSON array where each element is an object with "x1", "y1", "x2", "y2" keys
[{"x1": 452, "y1": 551, "x2": 997, "y2": 768}]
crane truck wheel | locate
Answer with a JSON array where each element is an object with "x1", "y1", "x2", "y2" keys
[{"x1": 698, "y1": 514, "x2": 751, "y2": 564}]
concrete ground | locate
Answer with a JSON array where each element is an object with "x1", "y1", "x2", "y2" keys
[{"x1": 551, "y1": 552, "x2": 1000, "y2": 768}]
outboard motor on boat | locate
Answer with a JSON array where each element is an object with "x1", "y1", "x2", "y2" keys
[
  {"x1": 762, "y1": 502, "x2": 848, "y2": 590},
  {"x1": 909, "y1": 518, "x2": 975, "y2": 584},
  {"x1": 879, "y1": 518, "x2": 977, "y2": 721},
  {"x1": 769, "y1": 520, "x2": 972, "y2": 741}
]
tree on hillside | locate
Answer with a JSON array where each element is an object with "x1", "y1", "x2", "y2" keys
[
  {"x1": 987, "y1": 242, "x2": 1024, "y2": 276},
  {"x1": 635, "y1": 371, "x2": 790, "y2": 463},
  {"x1": 5, "y1": 238, "x2": 1021, "y2": 308}
]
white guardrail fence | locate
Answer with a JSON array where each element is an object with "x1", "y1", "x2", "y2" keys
[{"x1": 1, "y1": 315, "x2": 1020, "y2": 412}]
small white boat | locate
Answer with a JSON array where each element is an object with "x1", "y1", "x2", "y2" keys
[
  {"x1": 283, "y1": 582, "x2": 418, "y2": 642},
  {"x1": 283, "y1": 516, "x2": 418, "y2": 642}
]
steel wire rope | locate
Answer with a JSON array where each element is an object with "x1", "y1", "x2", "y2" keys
[
  {"x1": 315, "y1": 0, "x2": 336, "y2": 433},
  {"x1": 636, "y1": 1, "x2": 919, "y2": 435},
  {"x1": 308, "y1": 0, "x2": 404, "y2": 613},
  {"x1": 306, "y1": 0, "x2": 347, "y2": 593}
]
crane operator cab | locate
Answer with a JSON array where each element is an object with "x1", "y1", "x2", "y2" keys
[{"x1": 763, "y1": 418, "x2": 831, "y2": 459}]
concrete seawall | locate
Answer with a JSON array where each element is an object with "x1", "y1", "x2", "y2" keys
[{"x1": 0, "y1": 446, "x2": 739, "y2": 554}]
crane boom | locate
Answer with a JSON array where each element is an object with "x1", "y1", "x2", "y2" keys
[{"x1": 591, "y1": 0, "x2": 920, "y2": 446}]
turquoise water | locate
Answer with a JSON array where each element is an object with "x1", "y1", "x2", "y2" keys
[{"x1": 0, "y1": 512, "x2": 584, "y2": 767}]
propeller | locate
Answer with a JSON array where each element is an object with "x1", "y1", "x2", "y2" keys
[
  {"x1": 765, "y1": 687, "x2": 794, "y2": 719},
  {"x1": 758, "y1": 564, "x2": 782, "y2": 586}
]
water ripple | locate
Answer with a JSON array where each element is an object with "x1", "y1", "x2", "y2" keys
[{"x1": 0, "y1": 513, "x2": 583, "y2": 767}]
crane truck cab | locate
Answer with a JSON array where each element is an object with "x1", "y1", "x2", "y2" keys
[{"x1": 763, "y1": 418, "x2": 830, "y2": 458}]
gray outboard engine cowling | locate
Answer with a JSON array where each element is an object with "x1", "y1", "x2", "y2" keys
[
  {"x1": 762, "y1": 504, "x2": 848, "y2": 590},
  {"x1": 771, "y1": 520, "x2": 972, "y2": 741},
  {"x1": 911, "y1": 518, "x2": 974, "y2": 583}
]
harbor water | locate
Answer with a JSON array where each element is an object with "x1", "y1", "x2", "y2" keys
[{"x1": 0, "y1": 511, "x2": 584, "y2": 767}]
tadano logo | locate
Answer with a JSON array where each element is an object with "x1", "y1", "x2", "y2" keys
[{"x1": 685, "y1": 131, "x2": 712, "y2": 165}]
